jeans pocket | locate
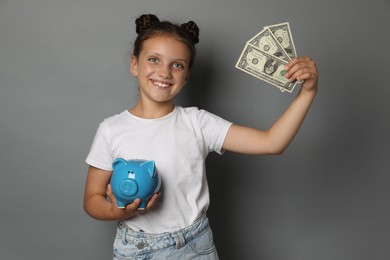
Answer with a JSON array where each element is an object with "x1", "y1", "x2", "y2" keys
[
  {"x1": 113, "y1": 235, "x2": 138, "y2": 260},
  {"x1": 188, "y1": 226, "x2": 217, "y2": 255}
]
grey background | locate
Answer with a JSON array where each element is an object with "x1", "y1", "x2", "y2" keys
[{"x1": 1, "y1": 0, "x2": 389, "y2": 259}]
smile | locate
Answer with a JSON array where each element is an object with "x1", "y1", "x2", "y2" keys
[{"x1": 151, "y1": 80, "x2": 172, "y2": 88}]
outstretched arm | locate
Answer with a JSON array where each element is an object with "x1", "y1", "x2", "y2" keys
[{"x1": 223, "y1": 56, "x2": 319, "y2": 155}]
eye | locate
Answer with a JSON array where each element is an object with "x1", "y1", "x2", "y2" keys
[
  {"x1": 148, "y1": 57, "x2": 158, "y2": 63},
  {"x1": 172, "y1": 63, "x2": 184, "y2": 70}
]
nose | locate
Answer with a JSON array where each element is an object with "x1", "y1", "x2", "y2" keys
[{"x1": 157, "y1": 65, "x2": 172, "y2": 79}]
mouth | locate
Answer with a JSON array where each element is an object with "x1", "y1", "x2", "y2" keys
[{"x1": 151, "y1": 79, "x2": 172, "y2": 89}]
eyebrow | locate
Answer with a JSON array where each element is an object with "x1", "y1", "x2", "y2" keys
[{"x1": 145, "y1": 52, "x2": 189, "y2": 63}]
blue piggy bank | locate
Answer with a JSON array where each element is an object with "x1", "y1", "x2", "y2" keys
[{"x1": 111, "y1": 158, "x2": 161, "y2": 209}]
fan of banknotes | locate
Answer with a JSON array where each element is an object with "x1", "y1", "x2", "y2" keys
[{"x1": 235, "y1": 22, "x2": 299, "y2": 93}]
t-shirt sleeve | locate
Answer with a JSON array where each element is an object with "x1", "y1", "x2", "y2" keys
[
  {"x1": 85, "y1": 121, "x2": 113, "y2": 171},
  {"x1": 198, "y1": 109, "x2": 233, "y2": 155}
]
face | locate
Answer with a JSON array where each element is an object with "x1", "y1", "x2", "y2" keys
[{"x1": 130, "y1": 35, "x2": 191, "y2": 106}]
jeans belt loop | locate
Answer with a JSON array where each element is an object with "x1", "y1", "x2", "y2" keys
[
  {"x1": 173, "y1": 229, "x2": 186, "y2": 249},
  {"x1": 121, "y1": 223, "x2": 128, "y2": 245}
]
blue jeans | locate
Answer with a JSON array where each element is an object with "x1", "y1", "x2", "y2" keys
[{"x1": 113, "y1": 214, "x2": 219, "y2": 260}]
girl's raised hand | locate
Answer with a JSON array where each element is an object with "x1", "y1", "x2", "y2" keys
[{"x1": 285, "y1": 56, "x2": 319, "y2": 93}]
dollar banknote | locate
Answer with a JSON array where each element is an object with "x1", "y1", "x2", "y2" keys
[
  {"x1": 247, "y1": 28, "x2": 291, "y2": 62},
  {"x1": 236, "y1": 22, "x2": 300, "y2": 92},
  {"x1": 235, "y1": 43, "x2": 297, "y2": 93},
  {"x1": 265, "y1": 22, "x2": 297, "y2": 59}
]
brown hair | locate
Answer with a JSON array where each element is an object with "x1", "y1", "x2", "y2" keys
[{"x1": 132, "y1": 14, "x2": 199, "y2": 69}]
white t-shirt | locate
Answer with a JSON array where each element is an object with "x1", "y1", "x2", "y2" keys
[{"x1": 86, "y1": 106, "x2": 232, "y2": 233}]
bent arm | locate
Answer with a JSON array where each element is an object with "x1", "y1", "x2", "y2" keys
[
  {"x1": 83, "y1": 166, "x2": 121, "y2": 220},
  {"x1": 223, "y1": 57, "x2": 318, "y2": 155},
  {"x1": 83, "y1": 166, "x2": 157, "y2": 221}
]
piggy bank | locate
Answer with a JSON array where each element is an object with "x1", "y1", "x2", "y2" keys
[{"x1": 111, "y1": 158, "x2": 161, "y2": 209}]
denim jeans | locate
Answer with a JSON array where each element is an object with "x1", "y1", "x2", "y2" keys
[{"x1": 113, "y1": 214, "x2": 219, "y2": 260}]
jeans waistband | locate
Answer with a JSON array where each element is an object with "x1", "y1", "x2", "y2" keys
[{"x1": 117, "y1": 213, "x2": 209, "y2": 251}]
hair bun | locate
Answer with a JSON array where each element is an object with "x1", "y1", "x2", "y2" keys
[
  {"x1": 181, "y1": 21, "x2": 199, "y2": 44},
  {"x1": 135, "y1": 14, "x2": 160, "y2": 34}
]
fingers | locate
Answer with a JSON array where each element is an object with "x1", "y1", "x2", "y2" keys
[
  {"x1": 285, "y1": 56, "x2": 318, "y2": 82},
  {"x1": 285, "y1": 56, "x2": 319, "y2": 92},
  {"x1": 107, "y1": 184, "x2": 139, "y2": 213},
  {"x1": 125, "y1": 198, "x2": 141, "y2": 211},
  {"x1": 107, "y1": 183, "x2": 161, "y2": 218},
  {"x1": 106, "y1": 184, "x2": 116, "y2": 203},
  {"x1": 124, "y1": 192, "x2": 161, "y2": 215},
  {"x1": 146, "y1": 192, "x2": 161, "y2": 210},
  {"x1": 105, "y1": 183, "x2": 158, "y2": 220}
]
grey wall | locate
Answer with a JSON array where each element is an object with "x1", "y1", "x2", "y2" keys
[{"x1": 1, "y1": 0, "x2": 389, "y2": 259}]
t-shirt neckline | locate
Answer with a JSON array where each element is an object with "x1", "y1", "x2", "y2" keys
[{"x1": 124, "y1": 106, "x2": 177, "y2": 122}]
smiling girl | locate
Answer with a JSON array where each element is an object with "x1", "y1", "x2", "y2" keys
[{"x1": 84, "y1": 14, "x2": 318, "y2": 259}]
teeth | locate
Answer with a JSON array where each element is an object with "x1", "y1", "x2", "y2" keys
[{"x1": 153, "y1": 80, "x2": 171, "y2": 88}]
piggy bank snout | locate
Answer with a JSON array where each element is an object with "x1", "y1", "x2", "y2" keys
[{"x1": 119, "y1": 179, "x2": 138, "y2": 196}]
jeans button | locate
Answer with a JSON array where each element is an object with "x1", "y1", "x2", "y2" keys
[{"x1": 136, "y1": 241, "x2": 145, "y2": 249}]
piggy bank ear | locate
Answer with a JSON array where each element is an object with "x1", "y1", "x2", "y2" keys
[
  {"x1": 112, "y1": 158, "x2": 127, "y2": 171},
  {"x1": 141, "y1": 160, "x2": 156, "y2": 177}
]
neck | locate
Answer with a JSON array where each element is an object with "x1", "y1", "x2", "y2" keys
[{"x1": 129, "y1": 100, "x2": 175, "y2": 119}]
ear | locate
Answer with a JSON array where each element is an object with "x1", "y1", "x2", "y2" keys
[
  {"x1": 141, "y1": 160, "x2": 156, "y2": 177},
  {"x1": 130, "y1": 55, "x2": 139, "y2": 76},
  {"x1": 112, "y1": 158, "x2": 127, "y2": 171}
]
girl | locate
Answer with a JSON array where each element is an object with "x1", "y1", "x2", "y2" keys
[{"x1": 84, "y1": 14, "x2": 318, "y2": 259}]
